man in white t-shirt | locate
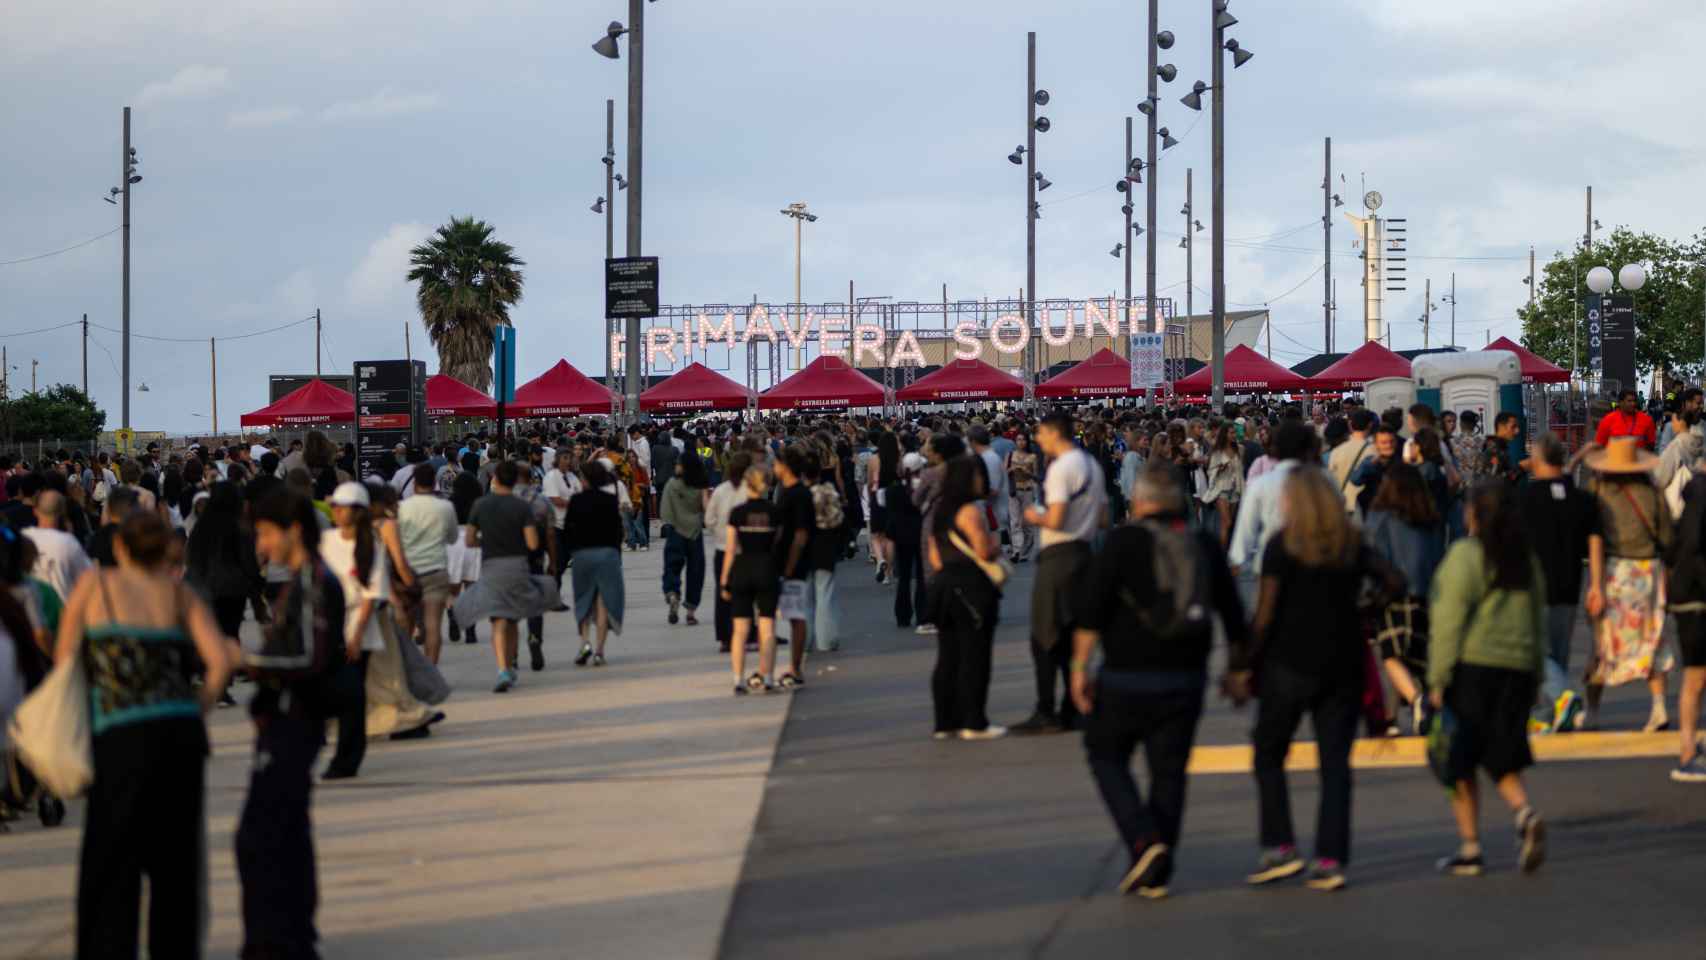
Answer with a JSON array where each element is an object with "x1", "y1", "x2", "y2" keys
[
  {"x1": 541, "y1": 448, "x2": 581, "y2": 588},
  {"x1": 627, "y1": 426, "x2": 651, "y2": 474},
  {"x1": 1013, "y1": 412, "x2": 1106, "y2": 735},
  {"x1": 25, "y1": 490, "x2": 91, "y2": 603},
  {"x1": 969, "y1": 425, "x2": 1009, "y2": 542}
]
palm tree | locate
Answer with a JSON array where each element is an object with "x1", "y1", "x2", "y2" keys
[{"x1": 407, "y1": 217, "x2": 525, "y2": 392}]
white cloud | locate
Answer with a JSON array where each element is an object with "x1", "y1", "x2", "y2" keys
[
  {"x1": 137, "y1": 65, "x2": 230, "y2": 105},
  {"x1": 346, "y1": 222, "x2": 429, "y2": 309},
  {"x1": 226, "y1": 105, "x2": 303, "y2": 129},
  {"x1": 322, "y1": 88, "x2": 441, "y2": 122}
]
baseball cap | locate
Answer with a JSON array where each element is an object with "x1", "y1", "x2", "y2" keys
[{"x1": 327, "y1": 481, "x2": 371, "y2": 508}]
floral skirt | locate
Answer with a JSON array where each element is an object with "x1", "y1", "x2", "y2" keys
[{"x1": 1591, "y1": 557, "x2": 1666, "y2": 687}]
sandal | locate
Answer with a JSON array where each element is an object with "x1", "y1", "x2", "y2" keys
[
  {"x1": 778, "y1": 672, "x2": 802, "y2": 690},
  {"x1": 745, "y1": 673, "x2": 767, "y2": 692},
  {"x1": 574, "y1": 644, "x2": 593, "y2": 667},
  {"x1": 591, "y1": 653, "x2": 607, "y2": 667}
]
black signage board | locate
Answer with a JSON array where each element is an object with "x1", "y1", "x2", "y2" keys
[
  {"x1": 1585, "y1": 295, "x2": 1604, "y2": 380},
  {"x1": 354, "y1": 359, "x2": 425, "y2": 481},
  {"x1": 606, "y1": 256, "x2": 660, "y2": 318},
  {"x1": 1602, "y1": 294, "x2": 1636, "y2": 394}
]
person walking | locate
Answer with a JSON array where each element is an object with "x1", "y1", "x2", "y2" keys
[
  {"x1": 868, "y1": 431, "x2": 900, "y2": 581},
  {"x1": 396, "y1": 463, "x2": 459, "y2": 665},
  {"x1": 888, "y1": 447, "x2": 930, "y2": 630},
  {"x1": 1227, "y1": 421, "x2": 1318, "y2": 609},
  {"x1": 970, "y1": 426, "x2": 1010, "y2": 557},
  {"x1": 660, "y1": 451, "x2": 710, "y2": 627},
  {"x1": 446, "y1": 453, "x2": 484, "y2": 645},
  {"x1": 1362, "y1": 462, "x2": 1447, "y2": 734},
  {"x1": 182, "y1": 482, "x2": 257, "y2": 708},
  {"x1": 318, "y1": 482, "x2": 391, "y2": 777},
  {"x1": 805, "y1": 452, "x2": 844, "y2": 653},
  {"x1": 1582, "y1": 436, "x2": 1674, "y2": 732},
  {"x1": 59, "y1": 511, "x2": 238, "y2": 958},
  {"x1": 721, "y1": 465, "x2": 782, "y2": 693},
  {"x1": 1518, "y1": 434, "x2": 1602, "y2": 733},
  {"x1": 508, "y1": 460, "x2": 557, "y2": 665},
  {"x1": 1229, "y1": 466, "x2": 1400, "y2": 893},
  {"x1": 705, "y1": 451, "x2": 752, "y2": 652},
  {"x1": 1071, "y1": 462, "x2": 1248, "y2": 897},
  {"x1": 1013, "y1": 412, "x2": 1107, "y2": 735},
  {"x1": 567, "y1": 460, "x2": 626, "y2": 667},
  {"x1": 454, "y1": 461, "x2": 560, "y2": 693},
  {"x1": 1667, "y1": 469, "x2": 1706, "y2": 782},
  {"x1": 772, "y1": 446, "x2": 816, "y2": 687},
  {"x1": 620, "y1": 449, "x2": 651, "y2": 551},
  {"x1": 1007, "y1": 431, "x2": 1040, "y2": 562},
  {"x1": 1203, "y1": 423, "x2": 1245, "y2": 549},
  {"x1": 542, "y1": 448, "x2": 580, "y2": 591},
  {"x1": 238, "y1": 488, "x2": 344, "y2": 959},
  {"x1": 926, "y1": 454, "x2": 1006, "y2": 741},
  {"x1": 24, "y1": 489, "x2": 92, "y2": 609},
  {"x1": 1429, "y1": 482, "x2": 1549, "y2": 876}
]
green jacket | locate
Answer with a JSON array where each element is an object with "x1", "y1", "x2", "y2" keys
[
  {"x1": 1427, "y1": 539, "x2": 1546, "y2": 691},
  {"x1": 659, "y1": 477, "x2": 705, "y2": 539}
]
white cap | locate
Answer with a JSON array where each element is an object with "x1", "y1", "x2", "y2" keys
[
  {"x1": 901, "y1": 452, "x2": 927, "y2": 473},
  {"x1": 328, "y1": 481, "x2": 371, "y2": 508}
]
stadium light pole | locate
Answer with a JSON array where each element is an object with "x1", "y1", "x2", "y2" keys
[{"x1": 593, "y1": 1, "x2": 650, "y2": 423}]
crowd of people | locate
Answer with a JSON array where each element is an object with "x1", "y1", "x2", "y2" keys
[{"x1": 4, "y1": 380, "x2": 1705, "y2": 952}]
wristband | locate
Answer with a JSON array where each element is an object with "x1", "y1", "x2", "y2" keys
[{"x1": 1070, "y1": 659, "x2": 1090, "y2": 673}]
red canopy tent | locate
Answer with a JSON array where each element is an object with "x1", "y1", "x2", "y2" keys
[
  {"x1": 1035, "y1": 348, "x2": 1134, "y2": 399},
  {"x1": 511, "y1": 359, "x2": 617, "y2": 416},
  {"x1": 895, "y1": 358, "x2": 1024, "y2": 402},
  {"x1": 1485, "y1": 337, "x2": 1570, "y2": 384},
  {"x1": 1308, "y1": 340, "x2": 1413, "y2": 391},
  {"x1": 425, "y1": 374, "x2": 496, "y2": 418},
  {"x1": 1173, "y1": 344, "x2": 1312, "y2": 395},
  {"x1": 640, "y1": 362, "x2": 754, "y2": 413},
  {"x1": 240, "y1": 378, "x2": 354, "y2": 427},
  {"x1": 759, "y1": 354, "x2": 885, "y2": 410}
]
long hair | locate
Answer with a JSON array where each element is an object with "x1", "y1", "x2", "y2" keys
[
  {"x1": 1368, "y1": 461, "x2": 1439, "y2": 527},
  {"x1": 678, "y1": 451, "x2": 710, "y2": 489},
  {"x1": 1280, "y1": 467, "x2": 1358, "y2": 566},
  {"x1": 342, "y1": 504, "x2": 376, "y2": 582},
  {"x1": 1468, "y1": 482, "x2": 1532, "y2": 591},
  {"x1": 877, "y1": 432, "x2": 901, "y2": 486},
  {"x1": 932, "y1": 455, "x2": 987, "y2": 540},
  {"x1": 186, "y1": 482, "x2": 249, "y2": 583}
]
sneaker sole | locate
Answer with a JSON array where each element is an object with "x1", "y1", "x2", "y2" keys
[
  {"x1": 1670, "y1": 769, "x2": 1706, "y2": 783},
  {"x1": 1247, "y1": 860, "x2": 1305, "y2": 885},
  {"x1": 1135, "y1": 885, "x2": 1169, "y2": 900},
  {"x1": 1306, "y1": 875, "x2": 1347, "y2": 892},
  {"x1": 1519, "y1": 818, "x2": 1547, "y2": 873},
  {"x1": 1118, "y1": 844, "x2": 1170, "y2": 895},
  {"x1": 1446, "y1": 863, "x2": 1485, "y2": 877}
]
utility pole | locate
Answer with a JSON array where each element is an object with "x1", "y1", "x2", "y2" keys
[
  {"x1": 1185, "y1": 168, "x2": 1193, "y2": 321},
  {"x1": 314, "y1": 307, "x2": 322, "y2": 375},
  {"x1": 606, "y1": 97, "x2": 616, "y2": 402},
  {"x1": 121, "y1": 106, "x2": 133, "y2": 430},
  {"x1": 1144, "y1": 0, "x2": 1159, "y2": 369},
  {"x1": 1423, "y1": 277, "x2": 1431, "y2": 349},
  {"x1": 1528, "y1": 246, "x2": 1536, "y2": 307},
  {"x1": 210, "y1": 337, "x2": 218, "y2": 434},
  {"x1": 1585, "y1": 185, "x2": 1593, "y2": 257},
  {"x1": 1449, "y1": 273, "x2": 1457, "y2": 348},
  {"x1": 1209, "y1": 3, "x2": 1227, "y2": 409},
  {"x1": 404, "y1": 319, "x2": 412, "y2": 361},
  {"x1": 1323, "y1": 136, "x2": 1333, "y2": 354},
  {"x1": 623, "y1": 0, "x2": 645, "y2": 425},
  {"x1": 1124, "y1": 115, "x2": 1133, "y2": 354},
  {"x1": 81, "y1": 314, "x2": 88, "y2": 395},
  {"x1": 1025, "y1": 31, "x2": 1038, "y2": 405}
]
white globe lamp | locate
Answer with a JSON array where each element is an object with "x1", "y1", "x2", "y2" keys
[
  {"x1": 1618, "y1": 263, "x2": 1647, "y2": 291},
  {"x1": 1585, "y1": 266, "x2": 1615, "y2": 294}
]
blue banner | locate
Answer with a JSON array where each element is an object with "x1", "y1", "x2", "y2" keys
[{"x1": 493, "y1": 326, "x2": 517, "y2": 404}]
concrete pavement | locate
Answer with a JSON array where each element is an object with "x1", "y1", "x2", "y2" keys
[{"x1": 2, "y1": 544, "x2": 793, "y2": 959}]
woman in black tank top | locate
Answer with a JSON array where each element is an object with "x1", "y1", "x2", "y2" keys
[{"x1": 720, "y1": 466, "x2": 782, "y2": 695}]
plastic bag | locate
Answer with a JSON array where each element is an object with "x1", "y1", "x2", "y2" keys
[{"x1": 6, "y1": 655, "x2": 94, "y2": 798}]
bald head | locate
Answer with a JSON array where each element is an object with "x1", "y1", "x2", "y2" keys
[{"x1": 35, "y1": 488, "x2": 65, "y2": 528}]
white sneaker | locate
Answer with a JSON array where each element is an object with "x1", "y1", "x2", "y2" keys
[
  {"x1": 958, "y1": 725, "x2": 1008, "y2": 741},
  {"x1": 915, "y1": 624, "x2": 938, "y2": 635}
]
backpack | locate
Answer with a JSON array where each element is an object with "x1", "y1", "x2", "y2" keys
[
  {"x1": 810, "y1": 482, "x2": 845, "y2": 532},
  {"x1": 1122, "y1": 519, "x2": 1213, "y2": 646}
]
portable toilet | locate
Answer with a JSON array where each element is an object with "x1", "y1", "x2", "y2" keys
[
  {"x1": 1363, "y1": 376, "x2": 1416, "y2": 416},
  {"x1": 1413, "y1": 350, "x2": 1524, "y2": 439}
]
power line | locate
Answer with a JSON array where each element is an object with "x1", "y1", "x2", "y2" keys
[
  {"x1": 0, "y1": 228, "x2": 121, "y2": 267},
  {"x1": 90, "y1": 313, "x2": 316, "y2": 344},
  {"x1": 0, "y1": 321, "x2": 82, "y2": 340}
]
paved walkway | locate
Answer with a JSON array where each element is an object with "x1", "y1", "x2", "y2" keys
[{"x1": 3, "y1": 545, "x2": 793, "y2": 959}]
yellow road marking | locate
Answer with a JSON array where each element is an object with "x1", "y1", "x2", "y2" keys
[{"x1": 1185, "y1": 732, "x2": 1679, "y2": 775}]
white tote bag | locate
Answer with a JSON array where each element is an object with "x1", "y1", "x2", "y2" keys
[{"x1": 6, "y1": 654, "x2": 95, "y2": 798}]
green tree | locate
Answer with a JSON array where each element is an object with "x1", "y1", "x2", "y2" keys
[
  {"x1": 1519, "y1": 227, "x2": 1706, "y2": 382},
  {"x1": 1, "y1": 384, "x2": 105, "y2": 442},
  {"x1": 407, "y1": 217, "x2": 526, "y2": 392}
]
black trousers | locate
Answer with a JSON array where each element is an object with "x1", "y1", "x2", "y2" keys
[
  {"x1": 1084, "y1": 673, "x2": 1205, "y2": 855},
  {"x1": 892, "y1": 537, "x2": 929, "y2": 627},
  {"x1": 931, "y1": 582, "x2": 997, "y2": 732},
  {"x1": 237, "y1": 713, "x2": 323, "y2": 959},
  {"x1": 1252, "y1": 663, "x2": 1361, "y2": 864},
  {"x1": 78, "y1": 733, "x2": 205, "y2": 960},
  {"x1": 213, "y1": 594, "x2": 248, "y2": 638},
  {"x1": 555, "y1": 527, "x2": 573, "y2": 591},
  {"x1": 527, "y1": 551, "x2": 547, "y2": 642},
  {"x1": 1032, "y1": 638, "x2": 1078, "y2": 727},
  {"x1": 713, "y1": 550, "x2": 733, "y2": 648},
  {"x1": 325, "y1": 653, "x2": 369, "y2": 777}
]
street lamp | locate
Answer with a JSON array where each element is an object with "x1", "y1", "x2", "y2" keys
[
  {"x1": 107, "y1": 108, "x2": 141, "y2": 430},
  {"x1": 1183, "y1": 0, "x2": 1254, "y2": 408},
  {"x1": 1016, "y1": 31, "x2": 1051, "y2": 404},
  {"x1": 590, "y1": 0, "x2": 658, "y2": 424},
  {"x1": 1142, "y1": 0, "x2": 1176, "y2": 354},
  {"x1": 781, "y1": 202, "x2": 818, "y2": 371}
]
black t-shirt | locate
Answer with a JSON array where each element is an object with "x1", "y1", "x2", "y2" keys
[
  {"x1": 1078, "y1": 520, "x2": 1250, "y2": 673},
  {"x1": 729, "y1": 499, "x2": 781, "y2": 563},
  {"x1": 1519, "y1": 477, "x2": 1600, "y2": 605},
  {"x1": 775, "y1": 483, "x2": 815, "y2": 579},
  {"x1": 1, "y1": 500, "x2": 34, "y2": 531},
  {"x1": 469, "y1": 494, "x2": 533, "y2": 559},
  {"x1": 808, "y1": 485, "x2": 843, "y2": 572},
  {"x1": 1258, "y1": 537, "x2": 1372, "y2": 680},
  {"x1": 565, "y1": 490, "x2": 623, "y2": 551}
]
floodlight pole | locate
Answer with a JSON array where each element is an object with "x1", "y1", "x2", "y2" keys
[
  {"x1": 623, "y1": 0, "x2": 644, "y2": 425},
  {"x1": 1209, "y1": 4, "x2": 1227, "y2": 410},
  {"x1": 606, "y1": 97, "x2": 616, "y2": 405},
  {"x1": 1145, "y1": 0, "x2": 1159, "y2": 350},
  {"x1": 1124, "y1": 115, "x2": 1133, "y2": 355},
  {"x1": 1025, "y1": 31, "x2": 1037, "y2": 406}
]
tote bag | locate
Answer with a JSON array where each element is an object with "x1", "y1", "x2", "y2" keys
[{"x1": 6, "y1": 654, "x2": 94, "y2": 798}]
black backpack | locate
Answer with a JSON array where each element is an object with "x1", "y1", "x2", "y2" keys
[{"x1": 1121, "y1": 519, "x2": 1214, "y2": 646}]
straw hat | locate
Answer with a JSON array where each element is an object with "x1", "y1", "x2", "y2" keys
[{"x1": 1585, "y1": 436, "x2": 1659, "y2": 475}]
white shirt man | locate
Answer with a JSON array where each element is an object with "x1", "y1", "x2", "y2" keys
[
  {"x1": 542, "y1": 455, "x2": 581, "y2": 533},
  {"x1": 1036, "y1": 445, "x2": 1104, "y2": 548},
  {"x1": 25, "y1": 491, "x2": 91, "y2": 602},
  {"x1": 971, "y1": 429, "x2": 1009, "y2": 530},
  {"x1": 627, "y1": 431, "x2": 652, "y2": 473}
]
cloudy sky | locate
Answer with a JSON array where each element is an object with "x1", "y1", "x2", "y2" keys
[{"x1": 2, "y1": 0, "x2": 1701, "y2": 431}]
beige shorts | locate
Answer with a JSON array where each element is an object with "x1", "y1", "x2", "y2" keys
[{"x1": 415, "y1": 569, "x2": 452, "y2": 604}]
